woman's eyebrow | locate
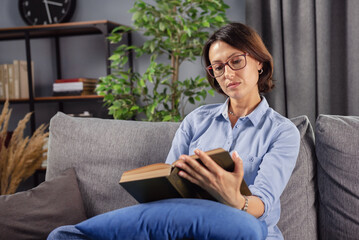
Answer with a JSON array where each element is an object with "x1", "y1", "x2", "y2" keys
[{"x1": 211, "y1": 52, "x2": 243, "y2": 63}]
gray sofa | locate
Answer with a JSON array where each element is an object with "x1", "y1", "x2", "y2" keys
[{"x1": 2, "y1": 112, "x2": 357, "y2": 239}]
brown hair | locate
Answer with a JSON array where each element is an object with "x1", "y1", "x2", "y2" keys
[{"x1": 203, "y1": 22, "x2": 274, "y2": 95}]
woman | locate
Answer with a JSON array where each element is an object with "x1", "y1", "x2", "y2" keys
[
  {"x1": 47, "y1": 22, "x2": 299, "y2": 240},
  {"x1": 165, "y1": 22, "x2": 300, "y2": 239}
]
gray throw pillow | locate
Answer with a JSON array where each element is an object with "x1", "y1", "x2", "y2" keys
[
  {"x1": 316, "y1": 115, "x2": 359, "y2": 239},
  {"x1": 277, "y1": 116, "x2": 318, "y2": 240},
  {"x1": 0, "y1": 168, "x2": 87, "y2": 240}
]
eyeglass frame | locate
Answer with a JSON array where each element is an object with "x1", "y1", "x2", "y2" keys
[{"x1": 206, "y1": 53, "x2": 249, "y2": 78}]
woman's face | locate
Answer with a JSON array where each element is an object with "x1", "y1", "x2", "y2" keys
[{"x1": 208, "y1": 40, "x2": 262, "y2": 101}]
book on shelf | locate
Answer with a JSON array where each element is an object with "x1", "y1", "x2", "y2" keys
[
  {"x1": 2, "y1": 64, "x2": 9, "y2": 99},
  {"x1": 7, "y1": 64, "x2": 14, "y2": 99},
  {"x1": 53, "y1": 78, "x2": 98, "y2": 96},
  {"x1": 0, "y1": 60, "x2": 33, "y2": 100},
  {"x1": 55, "y1": 78, "x2": 98, "y2": 84},
  {"x1": 19, "y1": 60, "x2": 34, "y2": 99},
  {"x1": 0, "y1": 65, "x2": 5, "y2": 98},
  {"x1": 119, "y1": 148, "x2": 252, "y2": 203},
  {"x1": 53, "y1": 82, "x2": 83, "y2": 91},
  {"x1": 12, "y1": 60, "x2": 20, "y2": 99}
]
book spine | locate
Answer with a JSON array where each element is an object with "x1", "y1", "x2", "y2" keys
[
  {"x1": 3, "y1": 64, "x2": 9, "y2": 99},
  {"x1": 8, "y1": 64, "x2": 14, "y2": 99},
  {"x1": 55, "y1": 78, "x2": 84, "y2": 83},
  {"x1": 19, "y1": 60, "x2": 29, "y2": 99},
  {"x1": 55, "y1": 78, "x2": 98, "y2": 83},
  {"x1": 0, "y1": 65, "x2": 4, "y2": 99},
  {"x1": 13, "y1": 60, "x2": 20, "y2": 99},
  {"x1": 53, "y1": 82, "x2": 83, "y2": 92}
]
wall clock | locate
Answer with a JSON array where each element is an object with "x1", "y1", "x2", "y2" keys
[{"x1": 18, "y1": 0, "x2": 77, "y2": 25}]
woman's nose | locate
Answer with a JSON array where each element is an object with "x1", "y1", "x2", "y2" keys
[{"x1": 224, "y1": 64, "x2": 235, "y2": 79}]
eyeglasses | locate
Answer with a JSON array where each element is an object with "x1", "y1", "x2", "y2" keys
[{"x1": 206, "y1": 53, "x2": 248, "y2": 78}]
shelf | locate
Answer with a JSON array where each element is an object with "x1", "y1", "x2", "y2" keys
[
  {"x1": 0, "y1": 20, "x2": 123, "y2": 41},
  {"x1": 0, "y1": 20, "x2": 131, "y2": 134},
  {"x1": 35, "y1": 95, "x2": 104, "y2": 102},
  {"x1": 1, "y1": 95, "x2": 104, "y2": 103}
]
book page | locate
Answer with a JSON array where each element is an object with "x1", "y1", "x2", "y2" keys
[{"x1": 120, "y1": 163, "x2": 172, "y2": 182}]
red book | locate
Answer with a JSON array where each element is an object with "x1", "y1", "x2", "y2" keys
[{"x1": 55, "y1": 78, "x2": 98, "y2": 83}]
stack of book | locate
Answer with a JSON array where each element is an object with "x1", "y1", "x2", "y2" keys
[
  {"x1": 0, "y1": 60, "x2": 33, "y2": 99},
  {"x1": 53, "y1": 78, "x2": 99, "y2": 96}
]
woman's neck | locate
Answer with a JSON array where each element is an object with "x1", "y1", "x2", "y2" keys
[{"x1": 228, "y1": 94, "x2": 261, "y2": 118}]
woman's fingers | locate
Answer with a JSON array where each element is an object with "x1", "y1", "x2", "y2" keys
[
  {"x1": 232, "y1": 151, "x2": 244, "y2": 178},
  {"x1": 193, "y1": 149, "x2": 221, "y2": 171},
  {"x1": 175, "y1": 154, "x2": 204, "y2": 174}
]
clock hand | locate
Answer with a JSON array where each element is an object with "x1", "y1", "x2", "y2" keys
[
  {"x1": 43, "y1": 0, "x2": 53, "y2": 24},
  {"x1": 46, "y1": 1, "x2": 64, "y2": 7}
]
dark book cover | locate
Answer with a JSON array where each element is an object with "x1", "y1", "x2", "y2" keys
[{"x1": 119, "y1": 148, "x2": 251, "y2": 203}]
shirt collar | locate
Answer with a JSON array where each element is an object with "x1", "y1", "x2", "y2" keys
[{"x1": 218, "y1": 96, "x2": 269, "y2": 126}]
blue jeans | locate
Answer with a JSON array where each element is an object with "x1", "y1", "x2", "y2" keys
[
  {"x1": 48, "y1": 199, "x2": 268, "y2": 240},
  {"x1": 47, "y1": 225, "x2": 89, "y2": 240}
]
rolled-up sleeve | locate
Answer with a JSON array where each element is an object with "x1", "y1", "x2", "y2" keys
[{"x1": 249, "y1": 122, "x2": 300, "y2": 221}]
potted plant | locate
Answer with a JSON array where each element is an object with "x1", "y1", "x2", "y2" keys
[{"x1": 96, "y1": 0, "x2": 229, "y2": 121}]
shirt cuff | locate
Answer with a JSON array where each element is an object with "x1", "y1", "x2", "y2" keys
[{"x1": 249, "y1": 186, "x2": 270, "y2": 221}]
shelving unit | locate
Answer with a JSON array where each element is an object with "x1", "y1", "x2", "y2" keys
[{"x1": 0, "y1": 20, "x2": 132, "y2": 133}]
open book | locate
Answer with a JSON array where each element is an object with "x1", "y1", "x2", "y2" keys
[{"x1": 119, "y1": 148, "x2": 251, "y2": 203}]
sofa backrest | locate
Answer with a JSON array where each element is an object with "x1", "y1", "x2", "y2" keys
[
  {"x1": 46, "y1": 112, "x2": 318, "y2": 240},
  {"x1": 315, "y1": 115, "x2": 359, "y2": 240},
  {"x1": 46, "y1": 112, "x2": 181, "y2": 217}
]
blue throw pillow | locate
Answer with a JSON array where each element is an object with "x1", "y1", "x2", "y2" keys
[{"x1": 76, "y1": 198, "x2": 267, "y2": 240}]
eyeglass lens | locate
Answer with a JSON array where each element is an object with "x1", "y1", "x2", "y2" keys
[{"x1": 208, "y1": 54, "x2": 246, "y2": 78}]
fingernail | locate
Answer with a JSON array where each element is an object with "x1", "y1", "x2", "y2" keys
[
  {"x1": 194, "y1": 149, "x2": 200, "y2": 155},
  {"x1": 234, "y1": 151, "x2": 239, "y2": 158}
]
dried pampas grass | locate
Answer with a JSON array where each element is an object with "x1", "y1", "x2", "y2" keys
[{"x1": 0, "y1": 100, "x2": 49, "y2": 195}]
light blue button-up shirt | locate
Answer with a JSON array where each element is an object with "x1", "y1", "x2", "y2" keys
[{"x1": 166, "y1": 97, "x2": 300, "y2": 239}]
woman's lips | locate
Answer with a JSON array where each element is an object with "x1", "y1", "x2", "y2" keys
[{"x1": 227, "y1": 82, "x2": 241, "y2": 88}]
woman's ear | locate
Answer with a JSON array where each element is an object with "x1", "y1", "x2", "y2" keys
[{"x1": 257, "y1": 61, "x2": 263, "y2": 71}]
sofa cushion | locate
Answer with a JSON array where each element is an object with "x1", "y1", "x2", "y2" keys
[
  {"x1": 45, "y1": 112, "x2": 181, "y2": 217},
  {"x1": 0, "y1": 168, "x2": 86, "y2": 240},
  {"x1": 75, "y1": 198, "x2": 268, "y2": 240},
  {"x1": 277, "y1": 116, "x2": 318, "y2": 240},
  {"x1": 316, "y1": 115, "x2": 359, "y2": 239}
]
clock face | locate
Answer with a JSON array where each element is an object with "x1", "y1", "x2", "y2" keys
[{"x1": 19, "y1": 0, "x2": 76, "y2": 25}]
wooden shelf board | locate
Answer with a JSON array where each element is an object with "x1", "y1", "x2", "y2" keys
[
  {"x1": 0, "y1": 95, "x2": 104, "y2": 103},
  {"x1": 0, "y1": 20, "x2": 123, "y2": 41},
  {"x1": 35, "y1": 95, "x2": 104, "y2": 101}
]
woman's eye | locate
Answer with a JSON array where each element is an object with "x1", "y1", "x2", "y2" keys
[
  {"x1": 231, "y1": 59, "x2": 241, "y2": 65},
  {"x1": 214, "y1": 65, "x2": 224, "y2": 71}
]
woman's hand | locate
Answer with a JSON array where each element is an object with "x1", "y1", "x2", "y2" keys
[
  {"x1": 174, "y1": 149, "x2": 265, "y2": 218},
  {"x1": 174, "y1": 149, "x2": 245, "y2": 209}
]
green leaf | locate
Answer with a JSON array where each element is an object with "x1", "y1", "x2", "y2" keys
[
  {"x1": 188, "y1": 97, "x2": 195, "y2": 104},
  {"x1": 202, "y1": 20, "x2": 210, "y2": 27},
  {"x1": 159, "y1": 22, "x2": 165, "y2": 31},
  {"x1": 162, "y1": 115, "x2": 172, "y2": 121},
  {"x1": 214, "y1": 15, "x2": 225, "y2": 23},
  {"x1": 130, "y1": 105, "x2": 140, "y2": 111}
]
